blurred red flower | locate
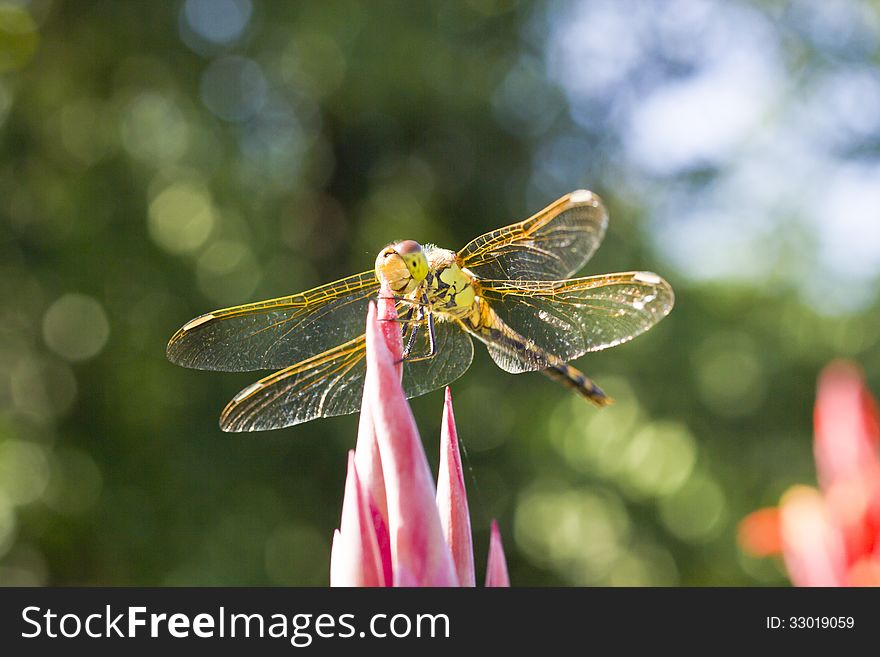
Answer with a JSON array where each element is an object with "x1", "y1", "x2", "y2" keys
[
  {"x1": 330, "y1": 291, "x2": 510, "y2": 587},
  {"x1": 739, "y1": 361, "x2": 880, "y2": 586}
]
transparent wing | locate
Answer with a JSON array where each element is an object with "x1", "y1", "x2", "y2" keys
[
  {"x1": 457, "y1": 190, "x2": 608, "y2": 281},
  {"x1": 478, "y1": 271, "x2": 674, "y2": 371},
  {"x1": 166, "y1": 271, "x2": 379, "y2": 372},
  {"x1": 402, "y1": 318, "x2": 474, "y2": 397},
  {"x1": 220, "y1": 319, "x2": 474, "y2": 432},
  {"x1": 221, "y1": 335, "x2": 369, "y2": 432},
  {"x1": 461, "y1": 311, "x2": 561, "y2": 375},
  {"x1": 483, "y1": 334, "x2": 553, "y2": 374}
]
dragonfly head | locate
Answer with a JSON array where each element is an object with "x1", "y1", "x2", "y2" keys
[{"x1": 376, "y1": 240, "x2": 428, "y2": 294}]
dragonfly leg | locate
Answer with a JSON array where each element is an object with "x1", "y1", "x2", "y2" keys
[
  {"x1": 399, "y1": 310, "x2": 437, "y2": 363},
  {"x1": 395, "y1": 306, "x2": 415, "y2": 340},
  {"x1": 400, "y1": 307, "x2": 423, "y2": 360}
]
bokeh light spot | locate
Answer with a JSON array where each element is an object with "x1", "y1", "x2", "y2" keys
[
  {"x1": 659, "y1": 472, "x2": 727, "y2": 542},
  {"x1": 0, "y1": 4, "x2": 38, "y2": 73},
  {"x1": 551, "y1": 384, "x2": 642, "y2": 477},
  {"x1": 0, "y1": 439, "x2": 49, "y2": 505},
  {"x1": 620, "y1": 421, "x2": 697, "y2": 498},
  {"x1": 148, "y1": 181, "x2": 216, "y2": 255},
  {"x1": 183, "y1": 0, "x2": 251, "y2": 45},
  {"x1": 608, "y1": 544, "x2": 679, "y2": 586},
  {"x1": 196, "y1": 240, "x2": 262, "y2": 304},
  {"x1": 121, "y1": 92, "x2": 190, "y2": 164},
  {"x1": 0, "y1": 493, "x2": 15, "y2": 559},
  {"x1": 200, "y1": 56, "x2": 267, "y2": 122},
  {"x1": 42, "y1": 294, "x2": 110, "y2": 363},
  {"x1": 9, "y1": 357, "x2": 77, "y2": 420},
  {"x1": 515, "y1": 482, "x2": 631, "y2": 583}
]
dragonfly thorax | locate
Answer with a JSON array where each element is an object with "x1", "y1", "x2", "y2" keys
[{"x1": 424, "y1": 248, "x2": 478, "y2": 319}]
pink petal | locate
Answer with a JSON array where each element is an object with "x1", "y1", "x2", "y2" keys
[
  {"x1": 365, "y1": 299, "x2": 458, "y2": 587},
  {"x1": 825, "y1": 476, "x2": 880, "y2": 565},
  {"x1": 355, "y1": 389, "x2": 388, "y2": 521},
  {"x1": 813, "y1": 361, "x2": 880, "y2": 562},
  {"x1": 355, "y1": 381, "x2": 392, "y2": 586},
  {"x1": 485, "y1": 519, "x2": 511, "y2": 587},
  {"x1": 737, "y1": 507, "x2": 782, "y2": 557},
  {"x1": 330, "y1": 452, "x2": 385, "y2": 587},
  {"x1": 779, "y1": 486, "x2": 847, "y2": 586},
  {"x1": 329, "y1": 529, "x2": 343, "y2": 581},
  {"x1": 376, "y1": 285, "x2": 403, "y2": 375},
  {"x1": 436, "y1": 387, "x2": 476, "y2": 586},
  {"x1": 847, "y1": 557, "x2": 880, "y2": 586},
  {"x1": 814, "y1": 361, "x2": 880, "y2": 490}
]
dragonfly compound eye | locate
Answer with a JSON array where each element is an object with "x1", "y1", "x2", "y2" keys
[
  {"x1": 387, "y1": 240, "x2": 427, "y2": 283},
  {"x1": 394, "y1": 239, "x2": 422, "y2": 256},
  {"x1": 375, "y1": 241, "x2": 424, "y2": 293}
]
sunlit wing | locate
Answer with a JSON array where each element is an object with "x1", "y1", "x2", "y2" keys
[
  {"x1": 457, "y1": 190, "x2": 608, "y2": 281},
  {"x1": 401, "y1": 318, "x2": 474, "y2": 398},
  {"x1": 166, "y1": 271, "x2": 379, "y2": 372},
  {"x1": 478, "y1": 271, "x2": 674, "y2": 373},
  {"x1": 220, "y1": 318, "x2": 474, "y2": 431}
]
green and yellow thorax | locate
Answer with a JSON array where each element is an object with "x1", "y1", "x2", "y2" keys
[
  {"x1": 423, "y1": 245, "x2": 477, "y2": 318},
  {"x1": 373, "y1": 241, "x2": 481, "y2": 323}
]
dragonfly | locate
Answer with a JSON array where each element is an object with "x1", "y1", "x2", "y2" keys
[{"x1": 166, "y1": 190, "x2": 674, "y2": 431}]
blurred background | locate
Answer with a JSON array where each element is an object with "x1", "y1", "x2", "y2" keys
[{"x1": 1, "y1": 0, "x2": 879, "y2": 586}]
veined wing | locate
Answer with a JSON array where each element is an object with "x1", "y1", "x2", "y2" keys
[
  {"x1": 401, "y1": 318, "x2": 474, "y2": 398},
  {"x1": 166, "y1": 271, "x2": 379, "y2": 372},
  {"x1": 478, "y1": 271, "x2": 674, "y2": 371},
  {"x1": 220, "y1": 318, "x2": 474, "y2": 431},
  {"x1": 457, "y1": 190, "x2": 608, "y2": 281}
]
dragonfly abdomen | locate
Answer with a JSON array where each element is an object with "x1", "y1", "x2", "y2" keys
[
  {"x1": 464, "y1": 302, "x2": 611, "y2": 407},
  {"x1": 541, "y1": 362, "x2": 611, "y2": 408}
]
